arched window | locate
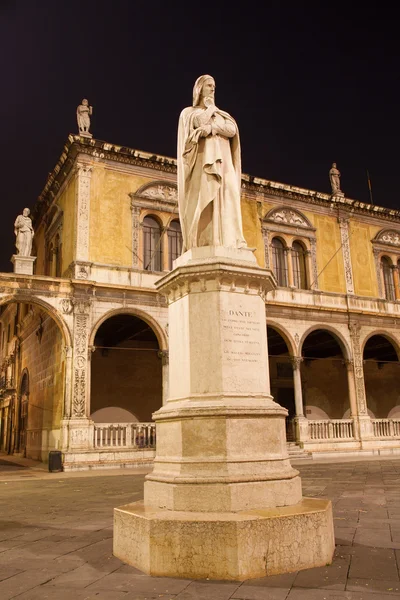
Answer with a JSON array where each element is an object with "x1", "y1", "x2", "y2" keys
[
  {"x1": 143, "y1": 216, "x2": 163, "y2": 272},
  {"x1": 292, "y1": 241, "x2": 308, "y2": 290},
  {"x1": 167, "y1": 220, "x2": 182, "y2": 270},
  {"x1": 381, "y1": 256, "x2": 395, "y2": 301},
  {"x1": 271, "y1": 238, "x2": 288, "y2": 286}
]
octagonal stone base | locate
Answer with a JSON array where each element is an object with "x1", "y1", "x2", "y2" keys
[{"x1": 114, "y1": 498, "x2": 334, "y2": 580}]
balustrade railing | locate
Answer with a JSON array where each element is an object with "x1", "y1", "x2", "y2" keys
[
  {"x1": 93, "y1": 422, "x2": 156, "y2": 449},
  {"x1": 309, "y1": 419, "x2": 355, "y2": 440},
  {"x1": 372, "y1": 419, "x2": 400, "y2": 438}
]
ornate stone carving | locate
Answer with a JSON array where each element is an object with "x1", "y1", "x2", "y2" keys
[
  {"x1": 373, "y1": 248, "x2": 384, "y2": 298},
  {"x1": 141, "y1": 185, "x2": 177, "y2": 201},
  {"x1": 158, "y1": 350, "x2": 169, "y2": 366},
  {"x1": 375, "y1": 230, "x2": 400, "y2": 246},
  {"x1": 75, "y1": 265, "x2": 90, "y2": 280},
  {"x1": 77, "y1": 99, "x2": 93, "y2": 137},
  {"x1": 268, "y1": 208, "x2": 309, "y2": 227},
  {"x1": 262, "y1": 228, "x2": 270, "y2": 269},
  {"x1": 290, "y1": 356, "x2": 303, "y2": 370},
  {"x1": 348, "y1": 323, "x2": 367, "y2": 415},
  {"x1": 329, "y1": 163, "x2": 343, "y2": 196},
  {"x1": 309, "y1": 238, "x2": 319, "y2": 289},
  {"x1": 131, "y1": 205, "x2": 141, "y2": 268},
  {"x1": 60, "y1": 298, "x2": 73, "y2": 314},
  {"x1": 338, "y1": 217, "x2": 354, "y2": 294},
  {"x1": 294, "y1": 333, "x2": 300, "y2": 346},
  {"x1": 75, "y1": 164, "x2": 92, "y2": 262},
  {"x1": 14, "y1": 208, "x2": 34, "y2": 257},
  {"x1": 177, "y1": 75, "x2": 246, "y2": 251},
  {"x1": 72, "y1": 312, "x2": 89, "y2": 417}
]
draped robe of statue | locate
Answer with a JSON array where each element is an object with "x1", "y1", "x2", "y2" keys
[
  {"x1": 14, "y1": 213, "x2": 34, "y2": 256},
  {"x1": 177, "y1": 90, "x2": 246, "y2": 251}
]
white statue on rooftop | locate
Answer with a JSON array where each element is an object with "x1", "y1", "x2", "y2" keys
[
  {"x1": 329, "y1": 162, "x2": 343, "y2": 195},
  {"x1": 14, "y1": 208, "x2": 34, "y2": 256},
  {"x1": 177, "y1": 75, "x2": 246, "y2": 251},
  {"x1": 77, "y1": 99, "x2": 93, "y2": 136}
]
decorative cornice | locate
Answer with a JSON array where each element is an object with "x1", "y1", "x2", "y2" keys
[{"x1": 31, "y1": 136, "x2": 400, "y2": 234}]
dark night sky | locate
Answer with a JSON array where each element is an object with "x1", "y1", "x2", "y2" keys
[{"x1": 1, "y1": 1, "x2": 399, "y2": 272}]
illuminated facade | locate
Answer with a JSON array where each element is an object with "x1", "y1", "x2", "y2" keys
[{"x1": 0, "y1": 135, "x2": 399, "y2": 468}]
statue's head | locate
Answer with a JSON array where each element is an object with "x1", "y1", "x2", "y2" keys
[
  {"x1": 82, "y1": 99, "x2": 89, "y2": 106},
  {"x1": 192, "y1": 75, "x2": 215, "y2": 106},
  {"x1": 332, "y1": 162, "x2": 337, "y2": 168},
  {"x1": 22, "y1": 208, "x2": 30, "y2": 217}
]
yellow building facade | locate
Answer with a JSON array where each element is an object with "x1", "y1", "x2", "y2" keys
[{"x1": 0, "y1": 134, "x2": 399, "y2": 468}]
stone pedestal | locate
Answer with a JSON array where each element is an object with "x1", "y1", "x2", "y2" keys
[
  {"x1": 11, "y1": 255, "x2": 36, "y2": 275},
  {"x1": 114, "y1": 247, "x2": 334, "y2": 579}
]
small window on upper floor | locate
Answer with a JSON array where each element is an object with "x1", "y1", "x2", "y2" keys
[
  {"x1": 167, "y1": 220, "x2": 183, "y2": 270},
  {"x1": 292, "y1": 241, "x2": 308, "y2": 290},
  {"x1": 143, "y1": 216, "x2": 163, "y2": 272},
  {"x1": 381, "y1": 256, "x2": 396, "y2": 301},
  {"x1": 271, "y1": 238, "x2": 288, "y2": 287}
]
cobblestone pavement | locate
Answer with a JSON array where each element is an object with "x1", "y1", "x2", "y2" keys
[{"x1": 1, "y1": 456, "x2": 400, "y2": 599}]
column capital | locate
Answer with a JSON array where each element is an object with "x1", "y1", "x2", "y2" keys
[{"x1": 290, "y1": 356, "x2": 303, "y2": 370}]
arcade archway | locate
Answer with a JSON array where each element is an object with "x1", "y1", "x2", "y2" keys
[
  {"x1": 90, "y1": 313, "x2": 162, "y2": 423},
  {"x1": 363, "y1": 334, "x2": 400, "y2": 418},
  {"x1": 300, "y1": 329, "x2": 350, "y2": 420}
]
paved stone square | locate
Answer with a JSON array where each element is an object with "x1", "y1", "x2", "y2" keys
[{"x1": 1, "y1": 456, "x2": 400, "y2": 599}]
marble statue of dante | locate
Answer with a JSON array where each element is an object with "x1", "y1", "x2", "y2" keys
[
  {"x1": 14, "y1": 208, "x2": 34, "y2": 256},
  {"x1": 77, "y1": 99, "x2": 93, "y2": 134},
  {"x1": 177, "y1": 75, "x2": 246, "y2": 251},
  {"x1": 329, "y1": 162, "x2": 342, "y2": 194}
]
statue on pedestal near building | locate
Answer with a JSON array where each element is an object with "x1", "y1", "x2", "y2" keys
[
  {"x1": 329, "y1": 162, "x2": 343, "y2": 195},
  {"x1": 14, "y1": 208, "x2": 34, "y2": 257},
  {"x1": 177, "y1": 75, "x2": 246, "y2": 251},
  {"x1": 77, "y1": 99, "x2": 93, "y2": 136}
]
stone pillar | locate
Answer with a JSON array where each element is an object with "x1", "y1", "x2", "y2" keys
[
  {"x1": 262, "y1": 227, "x2": 270, "y2": 269},
  {"x1": 348, "y1": 323, "x2": 373, "y2": 440},
  {"x1": 338, "y1": 216, "x2": 355, "y2": 295},
  {"x1": 373, "y1": 249, "x2": 384, "y2": 298},
  {"x1": 130, "y1": 204, "x2": 141, "y2": 268},
  {"x1": 62, "y1": 299, "x2": 94, "y2": 452},
  {"x1": 343, "y1": 359, "x2": 359, "y2": 439},
  {"x1": 158, "y1": 350, "x2": 169, "y2": 406},
  {"x1": 162, "y1": 228, "x2": 169, "y2": 271},
  {"x1": 392, "y1": 265, "x2": 400, "y2": 300},
  {"x1": 114, "y1": 246, "x2": 334, "y2": 580},
  {"x1": 73, "y1": 163, "x2": 92, "y2": 279},
  {"x1": 291, "y1": 356, "x2": 309, "y2": 443},
  {"x1": 286, "y1": 247, "x2": 294, "y2": 287},
  {"x1": 309, "y1": 238, "x2": 319, "y2": 290}
]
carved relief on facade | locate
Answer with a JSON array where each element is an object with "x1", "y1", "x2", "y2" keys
[
  {"x1": 141, "y1": 184, "x2": 177, "y2": 201},
  {"x1": 309, "y1": 238, "x2": 319, "y2": 290},
  {"x1": 131, "y1": 205, "x2": 141, "y2": 268},
  {"x1": 265, "y1": 207, "x2": 311, "y2": 228},
  {"x1": 338, "y1": 217, "x2": 355, "y2": 294},
  {"x1": 374, "y1": 229, "x2": 400, "y2": 246},
  {"x1": 348, "y1": 323, "x2": 367, "y2": 415},
  {"x1": 75, "y1": 163, "x2": 92, "y2": 262},
  {"x1": 71, "y1": 299, "x2": 92, "y2": 418}
]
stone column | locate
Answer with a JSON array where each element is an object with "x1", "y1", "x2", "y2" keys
[
  {"x1": 373, "y1": 249, "x2": 384, "y2": 298},
  {"x1": 338, "y1": 217, "x2": 355, "y2": 295},
  {"x1": 162, "y1": 228, "x2": 169, "y2": 271},
  {"x1": 262, "y1": 227, "x2": 270, "y2": 269},
  {"x1": 291, "y1": 356, "x2": 308, "y2": 443},
  {"x1": 63, "y1": 299, "x2": 94, "y2": 452},
  {"x1": 114, "y1": 246, "x2": 334, "y2": 580},
  {"x1": 158, "y1": 349, "x2": 169, "y2": 406},
  {"x1": 73, "y1": 163, "x2": 92, "y2": 279},
  {"x1": 309, "y1": 238, "x2": 319, "y2": 290},
  {"x1": 342, "y1": 359, "x2": 359, "y2": 440},
  {"x1": 286, "y1": 247, "x2": 294, "y2": 287},
  {"x1": 130, "y1": 204, "x2": 141, "y2": 268},
  {"x1": 348, "y1": 323, "x2": 373, "y2": 441},
  {"x1": 392, "y1": 265, "x2": 400, "y2": 300}
]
